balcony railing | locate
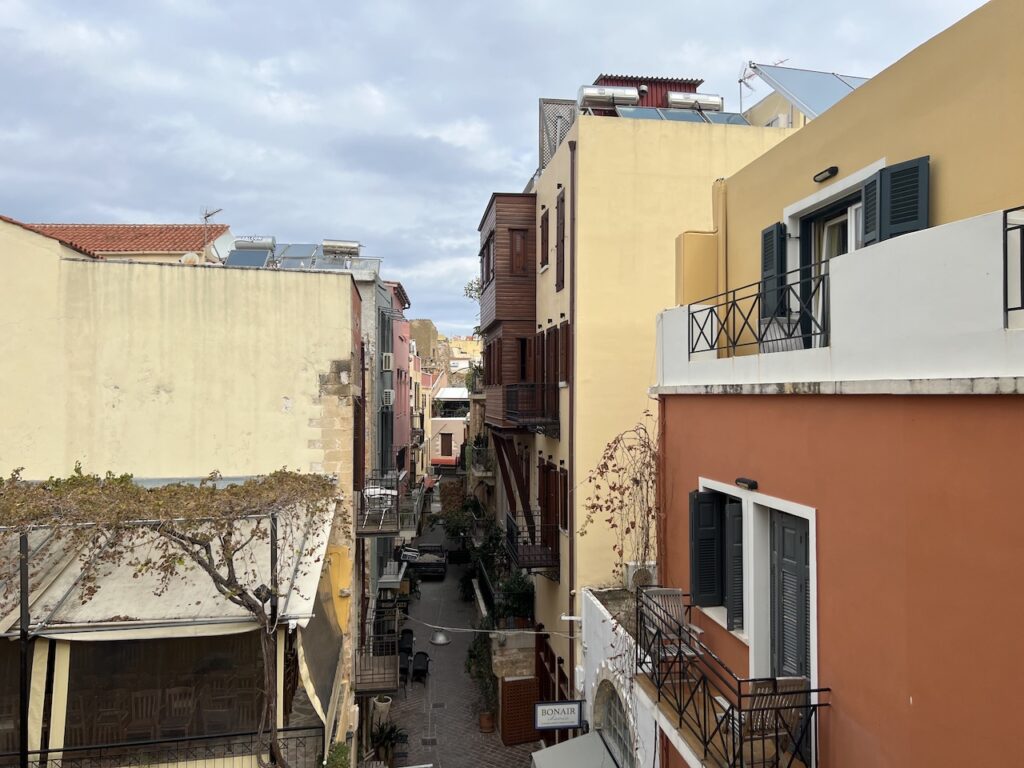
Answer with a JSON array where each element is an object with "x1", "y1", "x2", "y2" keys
[
  {"x1": 636, "y1": 585, "x2": 829, "y2": 768},
  {"x1": 355, "y1": 602, "x2": 400, "y2": 693},
  {"x1": 466, "y1": 444, "x2": 496, "y2": 476},
  {"x1": 1, "y1": 726, "x2": 324, "y2": 768},
  {"x1": 505, "y1": 384, "x2": 559, "y2": 431},
  {"x1": 505, "y1": 512, "x2": 559, "y2": 572},
  {"x1": 688, "y1": 263, "x2": 830, "y2": 359},
  {"x1": 357, "y1": 472, "x2": 399, "y2": 537},
  {"x1": 1004, "y1": 205, "x2": 1024, "y2": 325}
]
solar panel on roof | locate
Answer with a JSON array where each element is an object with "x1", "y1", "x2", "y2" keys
[
  {"x1": 751, "y1": 64, "x2": 867, "y2": 119},
  {"x1": 615, "y1": 106, "x2": 664, "y2": 120},
  {"x1": 704, "y1": 112, "x2": 749, "y2": 125},
  {"x1": 279, "y1": 257, "x2": 313, "y2": 270},
  {"x1": 660, "y1": 109, "x2": 708, "y2": 123},
  {"x1": 225, "y1": 249, "x2": 272, "y2": 268}
]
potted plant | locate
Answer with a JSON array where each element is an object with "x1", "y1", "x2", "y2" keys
[
  {"x1": 370, "y1": 720, "x2": 407, "y2": 768},
  {"x1": 373, "y1": 694, "x2": 393, "y2": 724},
  {"x1": 324, "y1": 742, "x2": 350, "y2": 768}
]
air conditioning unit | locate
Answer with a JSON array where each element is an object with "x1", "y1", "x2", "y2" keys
[
  {"x1": 624, "y1": 562, "x2": 657, "y2": 592},
  {"x1": 381, "y1": 352, "x2": 394, "y2": 371},
  {"x1": 382, "y1": 389, "x2": 395, "y2": 406}
]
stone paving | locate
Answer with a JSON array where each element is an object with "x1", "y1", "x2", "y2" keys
[{"x1": 387, "y1": 512, "x2": 542, "y2": 768}]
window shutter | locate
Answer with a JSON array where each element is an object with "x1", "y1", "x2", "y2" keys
[
  {"x1": 559, "y1": 468, "x2": 569, "y2": 530},
  {"x1": 880, "y1": 155, "x2": 929, "y2": 240},
  {"x1": 724, "y1": 499, "x2": 744, "y2": 631},
  {"x1": 534, "y1": 331, "x2": 544, "y2": 385},
  {"x1": 689, "y1": 490, "x2": 723, "y2": 606},
  {"x1": 558, "y1": 322, "x2": 569, "y2": 384},
  {"x1": 540, "y1": 210, "x2": 550, "y2": 268},
  {"x1": 555, "y1": 191, "x2": 566, "y2": 291},
  {"x1": 511, "y1": 229, "x2": 527, "y2": 274},
  {"x1": 861, "y1": 174, "x2": 880, "y2": 245},
  {"x1": 760, "y1": 222, "x2": 787, "y2": 318},
  {"x1": 537, "y1": 457, "x2": 547, "y2": 515}
]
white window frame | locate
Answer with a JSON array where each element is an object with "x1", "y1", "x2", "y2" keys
[{"x1": 698, "y1": 477, "x2": 819, "y2": 696}]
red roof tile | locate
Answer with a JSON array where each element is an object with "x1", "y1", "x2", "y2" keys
[
  {"x1": 0, "y1": 215, "x2": 100, "y2": 258},
  {"x1": 27, "y1": 223, "x2": 230, "y2": 254}
]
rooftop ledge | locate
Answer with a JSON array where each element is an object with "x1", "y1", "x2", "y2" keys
[{"x1": 655, "y1": 210, "x2": 1024, "y2": 395}]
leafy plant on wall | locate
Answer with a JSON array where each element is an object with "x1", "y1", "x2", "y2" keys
[{"x1": 579, "y1": 411, "x2": 659, "y2": 585}]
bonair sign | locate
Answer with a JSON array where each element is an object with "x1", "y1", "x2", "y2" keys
[{"x1": 534, "y1": 700, "x2": 584, "y2": 730}]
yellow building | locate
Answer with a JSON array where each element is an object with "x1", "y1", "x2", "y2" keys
[
  {"x1": 478, "y1": 74, "x2": 796, "y2": 722},
  {"x1": 0, "y1": 216, "x2": 361, "y2": 752}
]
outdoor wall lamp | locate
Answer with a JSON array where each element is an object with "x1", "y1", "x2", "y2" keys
[
  {"x1": 735, "y1": 477, "x2": 758, "y2": 491},
  {"x1": 813, "y1": 166, "x2": 839, "y2": 183}
]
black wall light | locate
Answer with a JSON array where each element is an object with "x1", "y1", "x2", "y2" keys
[
  {"x1": 813, "y1": 166, "x2": 839, "y2": 183},
  {"x1": 735, "y1": 477, "x2": 758, "y2": 491}
]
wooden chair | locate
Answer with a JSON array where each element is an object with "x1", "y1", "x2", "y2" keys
[
  {"x1": 125, "y1": 689, "x2": 160, "y2": 741},
  {"x1": 159, "y1": 687, "x2": 195, "y2": 738},
  {"x1": 716, "y1": 677, "x2": 811, "y2": 766},
  {"x1": 93, "y1": 688, "x2": 129, "y2": 745},
  {"x1": 641, "y1": 587, "x2": 704, "y2": 686},
  {"x1": 200, "y1": 706, "x2": 234, "y2": 735},
  {"x1": 411, "y1": 651, "x2": 430, "y2": 685}
]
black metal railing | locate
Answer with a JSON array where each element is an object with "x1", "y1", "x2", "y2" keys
[
  {"x1": 353, "y1": 635, "x2": 400, "y2": 693},
  {"x1": 688, "y1": 264, "x2": 830, "y2": 359},
  {"x1": 357, "y1": 472, "x2": 400, "y2": 537},
  {"x1": 636, "y1": 585, "x2": 829, "y2": 768},
  {"x1": 505, "y1": 512, "x2": 559, "y2": 571},
  {"x1": 1004, "y1": 205, "x2": 1024, "y2": 326},
  {"x1": 505, "y1": 384, "x2": 559, "y2": 428},
  {"x1": 0, "y1": 726, "x2": 324, "y2": 768}
]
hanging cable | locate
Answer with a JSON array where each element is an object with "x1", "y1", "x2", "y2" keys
[{"x1": 402, "y1": 614, "x2": 575, "y2": 640}]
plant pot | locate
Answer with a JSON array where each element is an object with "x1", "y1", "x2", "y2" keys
[
  {"x1": 373, "y1": 694, "x2": 392, "y2": 724},
  {"x1": 478, "y1": 711, "x2": 495, "y2": 733}
]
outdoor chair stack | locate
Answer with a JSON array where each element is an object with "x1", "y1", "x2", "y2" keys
[{"x1": 411, "y1": 651, "x2": 431, "y2": 685}]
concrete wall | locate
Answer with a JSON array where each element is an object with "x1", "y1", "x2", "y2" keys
[
  {"x1": 658, "y1": 212, "x2": 1024, "y2": 389},
  {"x1": 659, "y1": 392, "x2": 1024, "y2": 767},
  {"x1": 720, "y1": 0, "x2": 1024, "y2": 296}
]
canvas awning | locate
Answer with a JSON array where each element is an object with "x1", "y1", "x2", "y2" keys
[
  {"x1": 531, "y1": 733, "x2": 616, "y2": 768},
  {"x1": 1, "y1": 506, "x2": 331, "y2": 641}
]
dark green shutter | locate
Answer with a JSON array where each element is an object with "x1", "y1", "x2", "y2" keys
[
  {"x1": 862, "y1": 175, "x2": 880, "y2": 245},
  {"x1": 771, "y1": 511, "x2": 809, "y2": 678},
  {"x1": 760, "y1": 222, "x2": 787, "y2": 318},
  {"x1": 689, "y1": 490, "x2": 723, "y2": 606},
  {"x1": 724, "y1": 499, "x2": 744, "y2": 631},
  {"x1": 862, "y1": 156, "x2": 929, "y2": 245},
  {"x1": 880, "y1": 155, "x2": 929, "y2": 240}
]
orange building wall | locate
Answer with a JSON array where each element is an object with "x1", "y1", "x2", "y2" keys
[{"x1": 659, "y1": 394, "x2": 1024, "y2": 768}]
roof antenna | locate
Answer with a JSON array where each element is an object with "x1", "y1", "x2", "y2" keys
[
  {"x1": 738, "y1": 58, "x2": 789, "y2": 113},
  {"x1": 201, "y1": 207, "x2": 223, "y2": 263}
]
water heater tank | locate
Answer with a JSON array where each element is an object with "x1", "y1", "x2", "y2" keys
[
  {"x1": 666, "y1": 92, "x2": 725, "y2": 112},
  {"x1": 577, "y1": 85, "x2": 640, "y2": 109}
]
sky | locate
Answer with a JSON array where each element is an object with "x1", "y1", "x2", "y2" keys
[{"x1": 0, "y1": 0, "x2": 986, "y2": 334}]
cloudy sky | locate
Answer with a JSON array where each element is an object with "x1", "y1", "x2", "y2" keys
[{"x1": 0, "y1": 0, "x2": 985, "y2": 333}]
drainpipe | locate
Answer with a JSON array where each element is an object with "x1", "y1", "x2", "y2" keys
[
  {"x1": 19, "y1": 533, "x2": 28, "y2": 768},
  {"x1": 713, "y1": 179, "x2": 728, "y2": 297},
  {"x1": 567, "y1": 139, "x2": 578, "y2": 698}
]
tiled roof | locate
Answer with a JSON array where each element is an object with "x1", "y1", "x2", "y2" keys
[
  {"x1": 27, "y1": 223, "x2": 230, "y2": 254},
  {"x1": 0, "y1": 215, "x2": 99, "y2": 258}
]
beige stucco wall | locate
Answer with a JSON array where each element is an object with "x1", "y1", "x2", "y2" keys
[
  {"x1": 524, "y1": 116, "x2": 794, "y2": 663},
  {"x1": 0, "y1": 243, "x2": 356, "y2": 482},
  {"x1": 723, "y1": 0, "x2": 1024, "y2": 294},
  {"x1": 572, "y1": 115, "x2": 793, "y2": 591},
  {"x1": 743, "y1": 90, "x2": 808, "y2": 129}
]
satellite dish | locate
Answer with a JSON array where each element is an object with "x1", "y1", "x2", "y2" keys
[{"x1": 179, "y1": 252, "x2": 201, "y2": 265}]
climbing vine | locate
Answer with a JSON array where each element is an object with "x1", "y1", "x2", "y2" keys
[
  {"x1": 0, "y1": 467, "x2": 340, "y2": 768},
  {"x1": 580, "y1": 412, "x2": 659, "y2": 584}
]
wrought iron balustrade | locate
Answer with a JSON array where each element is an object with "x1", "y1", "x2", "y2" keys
[
  {"x1": 1, "y1": 726, "x2": 324, "y2": 768},
  {"x1": 688, "y1": 264, "x2": 830, "y2": 359},
  {"x1": 636, "y1": 585, "x2": 830, "y2": 768},
  {"x1": 354, "y1": 602, "x2": 400, "y2": 693},
  {"x1": 1004, "y1": 205, "x2": 1024, "y2": 325},
  {"x1": 505, "y1": 512, "x2": 559, "y2": 571}
]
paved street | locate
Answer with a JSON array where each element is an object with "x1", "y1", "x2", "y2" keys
[{"x1": 389, "y1": 514, "x2": 542, "y2": 768}]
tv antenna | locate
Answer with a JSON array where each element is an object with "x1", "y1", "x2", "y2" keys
[
  {"x1": 201, "y1": 207, "x2": 223, "y2": 263},
  {"x1": 738, "y1": 58, "x2": 788, "y2": 112}
]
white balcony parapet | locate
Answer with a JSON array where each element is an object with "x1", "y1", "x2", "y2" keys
[{"x1": 655, "y1": 211, "x2": 1024, "y2": 395}]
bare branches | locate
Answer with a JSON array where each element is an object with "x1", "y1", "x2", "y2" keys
[{"x1": 580, "y1": 412, "x2": 659, "y2": 583}]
